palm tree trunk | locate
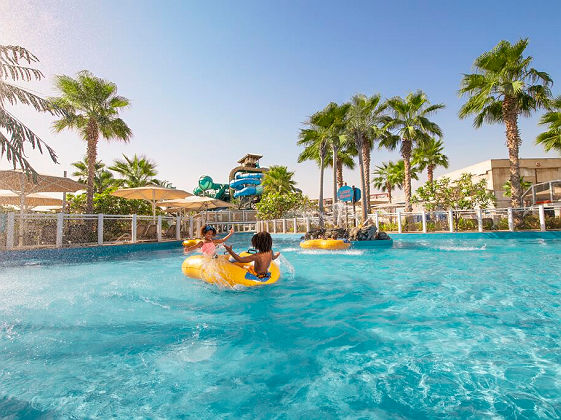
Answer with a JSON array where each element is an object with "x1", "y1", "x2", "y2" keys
[
  {"x1": 502, "y1": 97, "x2": 523, "y2": 208},
  {"x1": 332, "y1": 144, "x2": 338, "y2": 226},
  {"x1": 362, "y1": 144, "x2": 371, "y2": 214},
  {"x1": 336, "y1": 161, "x2": 344, "y2": 189},
  {"x1": 318, "y1": 144, "x2": 326, "y2": 228},
  {"x1": 427, "y1": 164, "x2": 435, "y2": 184},
  {"x1": 401, "y1": 139, "x2": 413, "y2": 212},
  {"x1": 386, "y1": 182, "x2": 392, "y2": 203},
  {"x1": 355, "y1": 134, "x2": 368, "y2": 222},
  {"x1": 86, "y1": 119, "x2": 99, "y2": 214}
]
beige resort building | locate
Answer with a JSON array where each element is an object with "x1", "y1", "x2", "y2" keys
[{"x1": 438, "y1": 158, "x2": 561, "y2": 208}]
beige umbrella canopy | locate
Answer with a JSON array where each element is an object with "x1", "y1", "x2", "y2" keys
[
  {"x1": 111, "y1": 186, "x2": 191, "y2": 220},
  {"x1": 0, "y1": 170, "x2": 84, "y2": 194},
  {"x1": 0, "y1": 169, "x2": 84, "y2": 246},
  {"x1": 0, "y1": 192, "x2": 62, "y2": 208},
  {"x1": 159, "y1": 196, "x2": 233, "y2": 212}
]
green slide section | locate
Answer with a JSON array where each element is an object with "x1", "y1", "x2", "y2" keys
[{"x1": 193, "y1": 175, "x2": 229, "y2": 200}]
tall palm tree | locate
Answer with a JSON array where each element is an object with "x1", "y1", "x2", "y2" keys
[
  {"x1": 50, "y1": 70, "x2": 132, "y2": 213},
  {"x1": 372, "y1": 160, "x2": 418, "y2": 203},
  {"x1": 412, "y1": 137, "x2": 449, "y2": 183},
  {"x1": 298, "y1": 120, "x2": 329, "y2": 227},
  {"x1": 262, "y1": 165, "x2": 297, "y2": 194},
  {"x1": 109, "y1": 154, "x2": 158, "y2": 188},
  {"x1": 383, "y1": 91, "x2": 444, "y2": 211},
  {"x1": 344, "y1": 94, "x2": 387, "y2": 220},
  {"x1": 331, "y1": 144, "x2": 356, "y2": 189},
  {"x1": 71, "y1": 157, "x2": 115, "y2": 193},
  {"x1": 0, "y1": 45, "x2": 59, "y2": 174},
  {"x1": 536, "y1": 96, "x2": 561, "y2": 153},
  {"x1": 311, "y1": 102, "x2": 351, "y2": 224},
  {"x1": 459, "y1": 39, "x2": 552, "y2": 207}
]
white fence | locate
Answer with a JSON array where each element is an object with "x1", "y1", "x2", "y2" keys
[
  {"x1": 2, "y1": 205, "x2": 560, "y2": 250},
  {"x1": 0, "y1": 212, "x2": 260, "y2": 250},
  {"x1": 255, "y1": 204, "x2": 561, "y2": 235}
]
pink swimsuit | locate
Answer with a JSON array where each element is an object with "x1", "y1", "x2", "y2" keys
[{"x1": 201, "y1": 242, "x2": 217, "y2": 256}]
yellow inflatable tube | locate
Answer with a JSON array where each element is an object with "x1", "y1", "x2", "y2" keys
[
  {"x1": 300, "y1": 239, "x2": 351, "y2": 250},
  {"x1": 182, "y1": 239, "x2": 202, "y2": 247},
  {"x1": 181, "y1": 252, "x2": 280, "y2": 287}
]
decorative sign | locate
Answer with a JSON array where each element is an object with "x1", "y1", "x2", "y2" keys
[
  {"x1": 353, "y1": 187, "x2": 361, "y2": 202},
  {"x1": 337, "y1": 186, "x2": 361, "y2": 203}
]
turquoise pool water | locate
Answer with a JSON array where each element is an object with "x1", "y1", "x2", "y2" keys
[{"x1": 1, "y1": 233, "x2": 561, "y2": 418}]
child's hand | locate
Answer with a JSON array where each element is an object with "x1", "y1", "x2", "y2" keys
[
  {"x1": 223, "y1": 244, "x2": 232, "y2": 252},
  {"x1": 229, "y1": 227, "x2": 234, "y2": 234}
]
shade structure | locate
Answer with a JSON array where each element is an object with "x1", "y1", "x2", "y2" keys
[
  {"x1": 0, "y1": 192, "x2": 62, "y2": 208},
  {"x1": 0, "y1": 170, "x2": 85, "y2": 246},
  {"x1": 0, "y1": 170, "x2": 85, "y2": 194},
  {"x1": 111, "y1": 186, "x2": 191, "y2": 220},
  {"x1": 159, "y1": 195, "x2": 233, "y2": 212}
]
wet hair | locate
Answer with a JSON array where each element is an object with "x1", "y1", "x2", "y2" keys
[
  {"x1": 200, "y1": 225, "x2": 216, "y2": 237},
  {"x1": 252, "y1": 232, "x2": 272, "y2": 252}
]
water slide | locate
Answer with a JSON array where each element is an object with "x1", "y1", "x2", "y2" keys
[
  {"x1": 230, "y1": 172, "x2": 264, "y2": 198},
  {"x1": 193, "y1": 175, "x2": 229, "y2": 200}
]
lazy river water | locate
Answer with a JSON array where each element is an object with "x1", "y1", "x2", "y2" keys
[{"x1": 1, "y1": 233, "x2": 560, "y2": 418}]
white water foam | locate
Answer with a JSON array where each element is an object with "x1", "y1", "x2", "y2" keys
[
  {"x1": 433, "y1": 244, "x2": 487, "y2": 252},
  {"x1": 300, "y1": 249, "x2": 365, "y2": 256}
]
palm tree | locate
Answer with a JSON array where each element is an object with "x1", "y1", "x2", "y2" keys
[
  {"x1": 503, "y1": 177, "x2": 532, "y2": 198},
  {"x1": 459, "y1": 39, "x2": 552, "y2": 207},
  {"x1": 71, "y1": 157, "x2": 115, "y2": 193},
  {"x1": 109, "y1": 154, "x2": 158, "y2": 188},
  {"x1": 383, "y1": 91, "x2": 444, "y2": 211},
  {"x1": 536, "y1": 96, "x2": 561, "y2": 153},
  {"x1": 262, "y1": 165, "x2": 297, "y2": 194},
  {"x1": 50, "y1": 70, "x2": 132, "y2": 213},
  {"x1": 309, "y1": 102, "x2": 351, "y2": 224},
  {"x1": 372, "y1": 160, "x2": 418, "y2": 203},
  {"x1": 331, "y1": 144, "x2": 356, "y2": 189},
  {"x1": 298, "y1": 120, "x2": 329, "y2": 227},
  {"x1": 0, "y1": 45, "x2": 59, "y2": 174},
  {"x1": 412, "y1": 137, "x2": 449, "y2": 183},
  {"x1": 345, "y1": 94, "x2": 387, "y2": 221}
]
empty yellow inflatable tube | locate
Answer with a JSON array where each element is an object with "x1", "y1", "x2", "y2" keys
[
  {"x1": 300, "y1": 239, "x2": 351, "y2": 250},
  {"x1": 182, "y1": 252, "x2": 280, "y2": 287},
  {"x1": 182, "y1": 239, "x2": 202, "y2": 247}
]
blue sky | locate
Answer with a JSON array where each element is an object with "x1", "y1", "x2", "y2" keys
[{"x1": 1, "y1": 0, "x2": 561, "y2": 198}]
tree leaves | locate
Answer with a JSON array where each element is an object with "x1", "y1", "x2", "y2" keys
[{"x1": 0, "y1": 45, "x2": 59, "y2": 173}]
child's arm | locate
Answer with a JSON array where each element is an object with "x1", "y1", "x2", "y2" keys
[
  {"x1": 214, "y1": 227, "x2": 235, "y2": 244},
  {"x1": 272, "y1": 251, "x2": 281, "y2": 260},
  {"x1": 223, "y1": 244, "x2": 256, "y2": 263},
  {"x1": 184, "y1": 242, "x2": 203, "y2": 253}
]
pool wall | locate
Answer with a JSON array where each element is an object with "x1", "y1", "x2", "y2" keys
[{"x1": 0, "y1": 240, "x2": 183, "y2": 266}]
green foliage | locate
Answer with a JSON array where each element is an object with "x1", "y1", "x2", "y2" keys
[
  {"x1": 382, "y1": 91, "x2": 445, "y2": 211},
  {"x1": 50, "y1": 70, "x2": 132, "y2": 213},
  {"x1": 372, "y1": 160, "x2": 418, "y2": 202},
  {"x1": 256, "y1": 191, "x2": 315, "y2": 220},
  {"x1": 503, "y1": 177, "x2": 532, "y2": 197},
  {"x1": 412, "y1": 173, "x2": 496, "y2": 211},
  {"x1": 412, "y1": 137, "x2": 449, "y2": 180},
  {"x1": 459, "y1": 39, "x2": 552, "y2": 127},
  {"x1": 0, "y1": 45, "x2": 59, "y2": 174},
  {"x1": 537, "y1": 96, "x2": 561, "y2": 153},
  {"x1": 68, "y1": 187, "x2": 156, "y2": 215},
  {"x1": 262, "y1": 165, "x2": 297, "y2": 194},
  {"x1": 109, "y1": 154, "x2": 161, "y2": 188},
  {"x1": 72, "y1": 156, "x2": 115, "y2": 193}
]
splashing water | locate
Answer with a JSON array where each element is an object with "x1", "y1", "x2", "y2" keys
[{"x1": 277, "y1": 254, "x2": 295, "y2": 280}]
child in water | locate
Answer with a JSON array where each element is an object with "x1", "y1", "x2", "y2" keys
[
  {"x1": 184, "y1": 225, "x2": 234, "y2": 256},
  {"x1": 223, "y1": 232, "x2": 280, "y2": 280}
]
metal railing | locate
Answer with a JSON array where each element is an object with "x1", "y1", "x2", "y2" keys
[
  {"x1": 253, "y1": 204, "x2": 561, "y2": 235},
  {"x1": 370, "y1": 204, "x2": 561, "y2": 233}
]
